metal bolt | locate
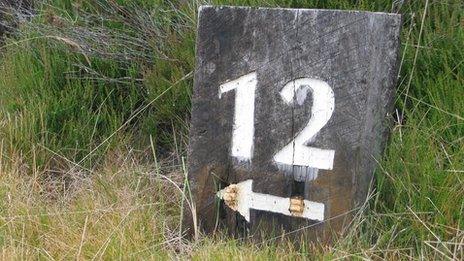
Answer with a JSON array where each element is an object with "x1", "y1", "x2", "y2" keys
[
  {"x1": 222, "y1": 184, "x2": 238, "y2": 211},
  {"x1": 289, "y1": 196, "x2": 305, "y2": 216}
]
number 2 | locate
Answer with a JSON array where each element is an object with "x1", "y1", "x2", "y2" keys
[
  {"x1": 219, "y1": 72, "x2": 335, "y2": 170},
  {"x1": 273, "y1": 78, "x2": 335, "y2": 170}
]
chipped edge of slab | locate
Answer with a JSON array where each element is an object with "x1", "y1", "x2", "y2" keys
[{"x1": 198, "y1": 5, "x2": 402, "y2": 19}]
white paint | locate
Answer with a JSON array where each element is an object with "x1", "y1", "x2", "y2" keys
[
  {"x1": 217, "y1": 180, "x2": 325, "y2": 222},
  {"x1": 274, "y1": 78, "x2": 335, "y2": 170},
  {"x1": 206, "y1": 61, "x2": 216, "y2": 74},
  {"x1": 280, "y1": 165, "x2": 320, "y2": 182},
  {"x1": 219, "y1": 72, "x2": 257, "y2": 161}
]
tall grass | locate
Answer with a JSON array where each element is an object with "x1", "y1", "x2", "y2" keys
[{"x1": 0, "y1": 0, "x2": 462, "y2": 259}]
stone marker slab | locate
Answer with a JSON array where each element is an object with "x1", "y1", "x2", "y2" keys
[{"x1": 185, "y1": 6, "x2": 401, "y2": 242}]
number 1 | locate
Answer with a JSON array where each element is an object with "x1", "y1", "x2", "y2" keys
[{"x1": 219, "y1": 72, "x2": 257, "y2": 161}]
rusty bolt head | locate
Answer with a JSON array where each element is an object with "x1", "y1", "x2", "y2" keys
[
  {"x1": 222, "y1": 184, "x2": 238, "y2": 210},
  {"x1": 289, "y1": 196, "x2": 305, "y2": 216}
]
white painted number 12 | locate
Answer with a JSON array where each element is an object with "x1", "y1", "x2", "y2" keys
[{"x1": 219, "y1": 72, "x2": 335, "y2": 170}]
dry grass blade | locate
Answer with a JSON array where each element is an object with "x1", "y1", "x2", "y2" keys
[
  {"x1": 400, "y1": 0, "x2": 429, "y2": 120},
  {"x1": 407, "y1": 206, "x2": 453, "y2": 257}
]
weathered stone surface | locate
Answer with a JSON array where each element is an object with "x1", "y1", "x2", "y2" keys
[{"x1": 185, "y1": 6, "x2": 401, "y2": 242}]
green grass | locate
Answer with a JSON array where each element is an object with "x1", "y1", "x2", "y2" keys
[{"x1": 0, "y1": 0, "x2": 463, "y2": 259}]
